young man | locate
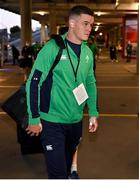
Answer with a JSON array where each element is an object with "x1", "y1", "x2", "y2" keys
[
  {"x1": 26, "y1": 5, "x2": 99, "y2": 179},
  {"x1": 126, "y1": 40, "x2": 132, "y2": 63}
]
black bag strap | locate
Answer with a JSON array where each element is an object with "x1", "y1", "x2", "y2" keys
[
  {"x1": 51, "y1": 34, "x2": 66, "y2": 49},
  {"x1": 49, "y1": 48, "x2": 63, "y2": 73},
  {"x1": 49, "y1": 35, "x2": 66, "y2": 73}
]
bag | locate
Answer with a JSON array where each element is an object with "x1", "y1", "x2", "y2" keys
[
  {"x1": 1, "y1": 84, "x2": 28, "y2": 129},
  {"x1": 17, "y1": 124, "x2": 43, "y2": 154},
  {"x1": 18, "y1": 57, "x2": 33, "y2": 68},
  {"x1": 1, "y1": 35, "x2": 66, "y2": 129}
]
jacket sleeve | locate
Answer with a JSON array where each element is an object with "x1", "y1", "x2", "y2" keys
[
  {"x1": 26, "y1": 41, "x2": 57, "y2": 125},
  {"x1": 86, "y1": 55, "x2": 99, "y2": 118}
]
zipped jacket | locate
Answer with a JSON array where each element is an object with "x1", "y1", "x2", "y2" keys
[{"x1": 26, "y1": 33, "x2": 99, "y2": 125}]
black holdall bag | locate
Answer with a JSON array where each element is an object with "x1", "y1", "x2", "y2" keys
[
  {"x1": 1, "y1": 35, "x2": 66, "y2": 129},
  {"x1": 1, "y1": 84, "x2": 28, "y2": 129},
  {"x1": 1, "y1": 85, "x2": 44, "y2": 155}
]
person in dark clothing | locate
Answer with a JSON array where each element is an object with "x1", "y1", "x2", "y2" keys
[
  {"x1": 20, "y1": 43, "x2": 34, "y2": 82},
  {"x1": 109, "y1": 43, "x2": 118, "y2": 62},
  {"x1": 21, "y1": 43, "x2": 34, "y2": 65},
  {"x1": 11, "y1": 45, "x2": 20, "y2": 65},
  {"x1": 126, "y1": 41, "x2": 132, "y2": 62},
  {"x1": 3, "y1": 45, "x2": 8, "y2": 63}
]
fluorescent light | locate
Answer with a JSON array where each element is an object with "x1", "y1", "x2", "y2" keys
[{"x1": 32, "y1": 11, "x2": 49, "y2": 16}]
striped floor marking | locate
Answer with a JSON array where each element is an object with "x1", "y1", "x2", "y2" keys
[
  {"x1": 84, "y1": 113, "x2": 138, "y2": 117},
  {"x1": 0, "y1": 111, "x2": 138, "y2": 117},
  {"x1": 0, "y1": 85, "x2": 19, "y2": 88},
  {"x1": 0, "y1": 112, "x2": 7, "y2": 115},
  {"x1": 98, "y1": 86, "x2": 139, "y2": 89},
  {"x1": 96, "y1": 74, "x2": 134, "y2": 77},
  {"x1": 1, "y1": 85, "x2": 139, "y2": 89}
]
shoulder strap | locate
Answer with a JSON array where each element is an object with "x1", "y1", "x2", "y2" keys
[
  {"x1": 49, "y1": 48, "x2": 63, "y2": 73},
  {"x1": 49, "y1": 35, "x2": 66, "y2": 73},
  {"x1": 51, "y1": 34, "x2": 66, "y2": 49}
]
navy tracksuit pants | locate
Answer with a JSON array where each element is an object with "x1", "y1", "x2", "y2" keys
[{"x1": 40, "y1": 120, "x2": 82, "y2": 179}]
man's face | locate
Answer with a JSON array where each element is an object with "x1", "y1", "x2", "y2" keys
[{"x1": 70, "y1": 14, "x2": 94, "y2": 43}]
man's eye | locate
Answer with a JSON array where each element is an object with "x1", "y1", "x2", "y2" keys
[
  {"x1": 83, "y1": 22, "x2": 93, "y2": 28},
  {"x1": 84, "y1": 22, "x2": 88, "y2": 26}
]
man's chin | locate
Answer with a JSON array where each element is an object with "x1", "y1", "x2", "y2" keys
[
  {"x1": 82, "y1": 37, "x2": 88, "y2": 41},
  {"x1": 84, "y1": 35, "x2": 89, "y2": 40}
]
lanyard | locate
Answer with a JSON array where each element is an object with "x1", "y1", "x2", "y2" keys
[{"x1": 65, "y1": 41, "x2": 80, "y2": 82}]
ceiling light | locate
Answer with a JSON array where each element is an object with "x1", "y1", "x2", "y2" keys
[
  {"x1": 97, "y1": 22, "x2": 101, "y2": 26},
  {"x1": 94, "y1": 12, "x2": 109, "y2": 16},
  {"x1": 115, "y1": 0, "x2": 119, "y2": 7},
  {"x1": 32, "y1": 11, "x2": 49, "y2": 16},
  {"x1": 95, "y1": 11, "x2": 101, "y2": 16},
  {"x1": 95, "y1": 26, "x2": 99, "y2": 31}
]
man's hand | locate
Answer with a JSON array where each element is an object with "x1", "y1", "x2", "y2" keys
[
  {"x1": 26, "y1": 123, "x2": 42, "y2": 136},
  {"x1": 89, "y1": 117, "x2": 98, "y2": 133}
]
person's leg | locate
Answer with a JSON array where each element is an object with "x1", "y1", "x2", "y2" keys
[
  {"x1": 126, "y1": 54, "x2": 130, "y2": 62},
  {"x1": 13, "y1": 57, "x2": 15, "y2": 65},
  {"x1": 70, "y1": 148, "x2": 80, "y2": 179},
  {"x1": 65, "y1": 121, "x2": 82, "y2": 178},
  {"x1": 110, "y1": 53, "x2": 114, "y2": 62},
  {"x1": 129, "y1": 54, "x2": 132, "y2": 62},
  {"x1": 40, "y1": 121, "x2": 68, "y2": 179},
  {"x1": 71, "y1": 148, "x2": 78, "y2": 172},
  {"x1": 115, "y1": 54, "x2": 118, "y2": 62}
]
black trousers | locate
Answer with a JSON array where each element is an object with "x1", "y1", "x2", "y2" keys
[{"x1": 40, "y1": 120, "x2": 82, "y2": 179}]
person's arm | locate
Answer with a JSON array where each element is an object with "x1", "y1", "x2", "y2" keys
[
  {"x1": 25, "y1": 41, "x2": 56, "y2": 136},
  {"x1": 86, "y1": 56, "x2": 99, "y2": 133}
]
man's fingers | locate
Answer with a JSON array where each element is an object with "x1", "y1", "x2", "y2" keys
[
  {"x1": 25, "y1": 124, "x2": 42, "y2": 136},
  {"x1": 26, "y1": 129, "x2": 41, "y2": 136},
  {"x1": 89, "y1": 123, "x2": 98, "y2": 133}
]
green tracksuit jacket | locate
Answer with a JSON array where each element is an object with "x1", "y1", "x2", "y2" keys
[{"x1": 26, "y1": 33, "x2": 99, "y2": 125}]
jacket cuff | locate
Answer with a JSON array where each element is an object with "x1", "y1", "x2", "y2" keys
[
  {"x1": 89, "y1": 111, "x2": 99, "y2": 118},
  {"x1": 28, "y1": 117, "x2": 40, "y2": 125}
]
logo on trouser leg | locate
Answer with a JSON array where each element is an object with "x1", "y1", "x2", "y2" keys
[{"x1": 46, "y1": 145, "x2": 53, "y2": 151}]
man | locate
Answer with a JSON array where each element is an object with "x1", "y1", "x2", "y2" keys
[
  {"x1": 126, "y1": 40, "x2": 132, "y2": 63},
  {"x1": 109, "y1": 42, "x2": 118, "y2": 63},
  {"x1": 26, "y1": 5, "x2": 99, "y2": 179},
  {"x1": 11, "y1": 45, "x2": 20, "y2": 65}
]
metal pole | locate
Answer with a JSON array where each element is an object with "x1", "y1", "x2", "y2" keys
[{"x1": 137, "y1": 3, "x2": 139, "y2": 73}]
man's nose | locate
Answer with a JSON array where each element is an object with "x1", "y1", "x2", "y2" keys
[{"x1": 88, "y1": 26, "x2": 92, "y2": 32}]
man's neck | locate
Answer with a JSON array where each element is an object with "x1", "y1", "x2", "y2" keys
[{"x1": 66, "y1": 32, "x2": 82, "y2": 45}]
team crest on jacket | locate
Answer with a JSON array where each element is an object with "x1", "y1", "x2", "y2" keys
[
  {"x1": 61, "y1": 54, "x2": 67, "y2": 60},
  {"x1": 85, "y1": 55, "x2": 89, "y2": 63}
]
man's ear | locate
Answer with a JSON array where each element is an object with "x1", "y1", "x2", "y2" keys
[{"x1": 69, "y1": 19, "x2": 75, "y2": 28}]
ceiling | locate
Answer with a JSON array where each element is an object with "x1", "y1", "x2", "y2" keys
[{"x1": 0, "y1": 0, "x2": 138, "y2": 32}]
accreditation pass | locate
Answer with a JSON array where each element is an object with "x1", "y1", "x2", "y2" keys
[{"x1": 73, "y1": 83, "x2": 88, "y2": 105}]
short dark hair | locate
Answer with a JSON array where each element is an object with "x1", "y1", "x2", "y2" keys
[{"x1": 68, "y1": 5, "x2": 94, "y2": 18}]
